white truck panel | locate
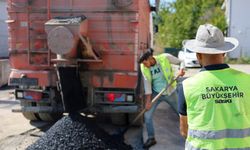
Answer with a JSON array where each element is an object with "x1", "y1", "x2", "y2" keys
[{"x1": 0, "y1": 59, "x2": 10, "y2": 87}]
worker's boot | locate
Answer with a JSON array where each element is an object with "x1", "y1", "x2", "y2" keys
[{"x1": 143, "y1": 138, "x2": 157, "y2": 148}]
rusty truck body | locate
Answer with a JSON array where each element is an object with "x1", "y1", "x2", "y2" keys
[{"x1": 7, "y1": 0, "x2": 155, "y2": 124}]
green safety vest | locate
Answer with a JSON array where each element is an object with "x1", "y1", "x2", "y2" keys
[
  {"x1": 140, "y1": 54, "x2": 176, "y2": 95},
  {"x1": 183, "y1": 68, "x2": 250, "y2": 149}
]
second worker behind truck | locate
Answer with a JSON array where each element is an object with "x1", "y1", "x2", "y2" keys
[{"x1": 139, "y1": 48, "x2": 185, "y2": 149}]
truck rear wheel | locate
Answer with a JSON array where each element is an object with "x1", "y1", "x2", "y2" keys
[
  {"x1": 111, "y1": 113, "x2": 127, "y2": 126},
  {"x1": 128, "y1": 112, "x2": 143, "y2": 126},
  {"x1": 20, "y1": 101, "x2": 40, "y2": 121},
  {"x1": 37, "y1": 103, "x2": 63, "y2": 122}
]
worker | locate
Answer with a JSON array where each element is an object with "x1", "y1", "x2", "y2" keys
[
  {"x1": 178, "y1": 24, "x2": 250, "y2": 149},
  {"x1": 139, "y1": 48, "x2": 185, "y2": 149}
]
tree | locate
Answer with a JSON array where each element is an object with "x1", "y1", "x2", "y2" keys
[{"x1": 155, "y1": 0, "x2": 226, "y2": 48}]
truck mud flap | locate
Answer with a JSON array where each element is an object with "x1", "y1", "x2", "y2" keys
[{"x1": 56, "y1": 67, "x2": 87, "y2": 112}]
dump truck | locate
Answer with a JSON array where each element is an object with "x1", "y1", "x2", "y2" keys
[{"x1": 7, "y1": 0, "x2": 157, "y2": 125}]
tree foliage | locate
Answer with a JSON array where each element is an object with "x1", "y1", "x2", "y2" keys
[{"x1": 155, "y1": 0, "x2": 227, "y2": 48}]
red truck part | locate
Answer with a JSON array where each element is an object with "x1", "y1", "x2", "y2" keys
[{"x1": 8, "y1": 0, "x2": 153, "y2": 124}]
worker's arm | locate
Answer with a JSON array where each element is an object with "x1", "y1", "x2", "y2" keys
[
  {"x1": 179, "y1": 115, "x2": 188, "y2": 139},
  {"x1": 145, "y1": 94, "x2": 152, "y2": 110},
  {"x1": 164, "y1": 53, "x2": 185, "y2": 76},
  {"x1": 178, "y1": 83, "x2": 188, "y2": 138},
  {"x1": 165, "y1": 53, "x2": 184, "y2": 66},
  {"x1": 142, "y1": 71, "x2": 153, "y2": 110}
]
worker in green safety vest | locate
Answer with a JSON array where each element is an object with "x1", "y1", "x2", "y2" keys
[
  {"x1": 178, "y1": 24, "x2": 250, "y2": 149},
  {"x1": 139, "y1": 48, "x2": 185, "y2": 148}
]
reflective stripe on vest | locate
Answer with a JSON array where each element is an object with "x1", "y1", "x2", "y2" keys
[
  {"x1": 183, "y1": 68, "x2": 250, "y2": 149},
  {"x1": 186, "y1": 141, "x2": 250, "y2": 150},
  {"x1": 185, "y1": 141, "x2": 205, "y2": 150},
  {"x1": 189, "y1": 128, "x2": 250, "y2": 139}
]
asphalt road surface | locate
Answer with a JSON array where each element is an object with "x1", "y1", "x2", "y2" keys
[{"x1": 0, "y1": 64, "x2": 249, "y2": 150}]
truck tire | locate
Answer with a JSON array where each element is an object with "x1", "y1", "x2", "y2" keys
[
  {"x1": 20, "y1": 101, "x2": 40, "y2": 121},
  {"x1": 37, "y1": 103, "x2": 63, "y2": 122},
  {"x1": 111, "y1": 113, "x2": 127, "y2": 126},
  {"x1": 128, "y1": 112, "x2": 144, "y2": 126}
]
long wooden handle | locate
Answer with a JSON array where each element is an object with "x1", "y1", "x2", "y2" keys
[
  {"x1": 151, "y1": 75, "x2": 179, "y2": 104},
  {"x1": 131, "y1": 75, "x2": 180, "y2": 125}
]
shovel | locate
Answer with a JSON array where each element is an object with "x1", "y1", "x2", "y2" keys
[{"x1": 112, "y1": 75, "x2": 181, "y2": 139}]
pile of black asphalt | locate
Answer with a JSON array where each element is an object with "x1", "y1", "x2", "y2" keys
[{"x1": 27, "y1": 113, "x2": 132, "y2": 150}]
